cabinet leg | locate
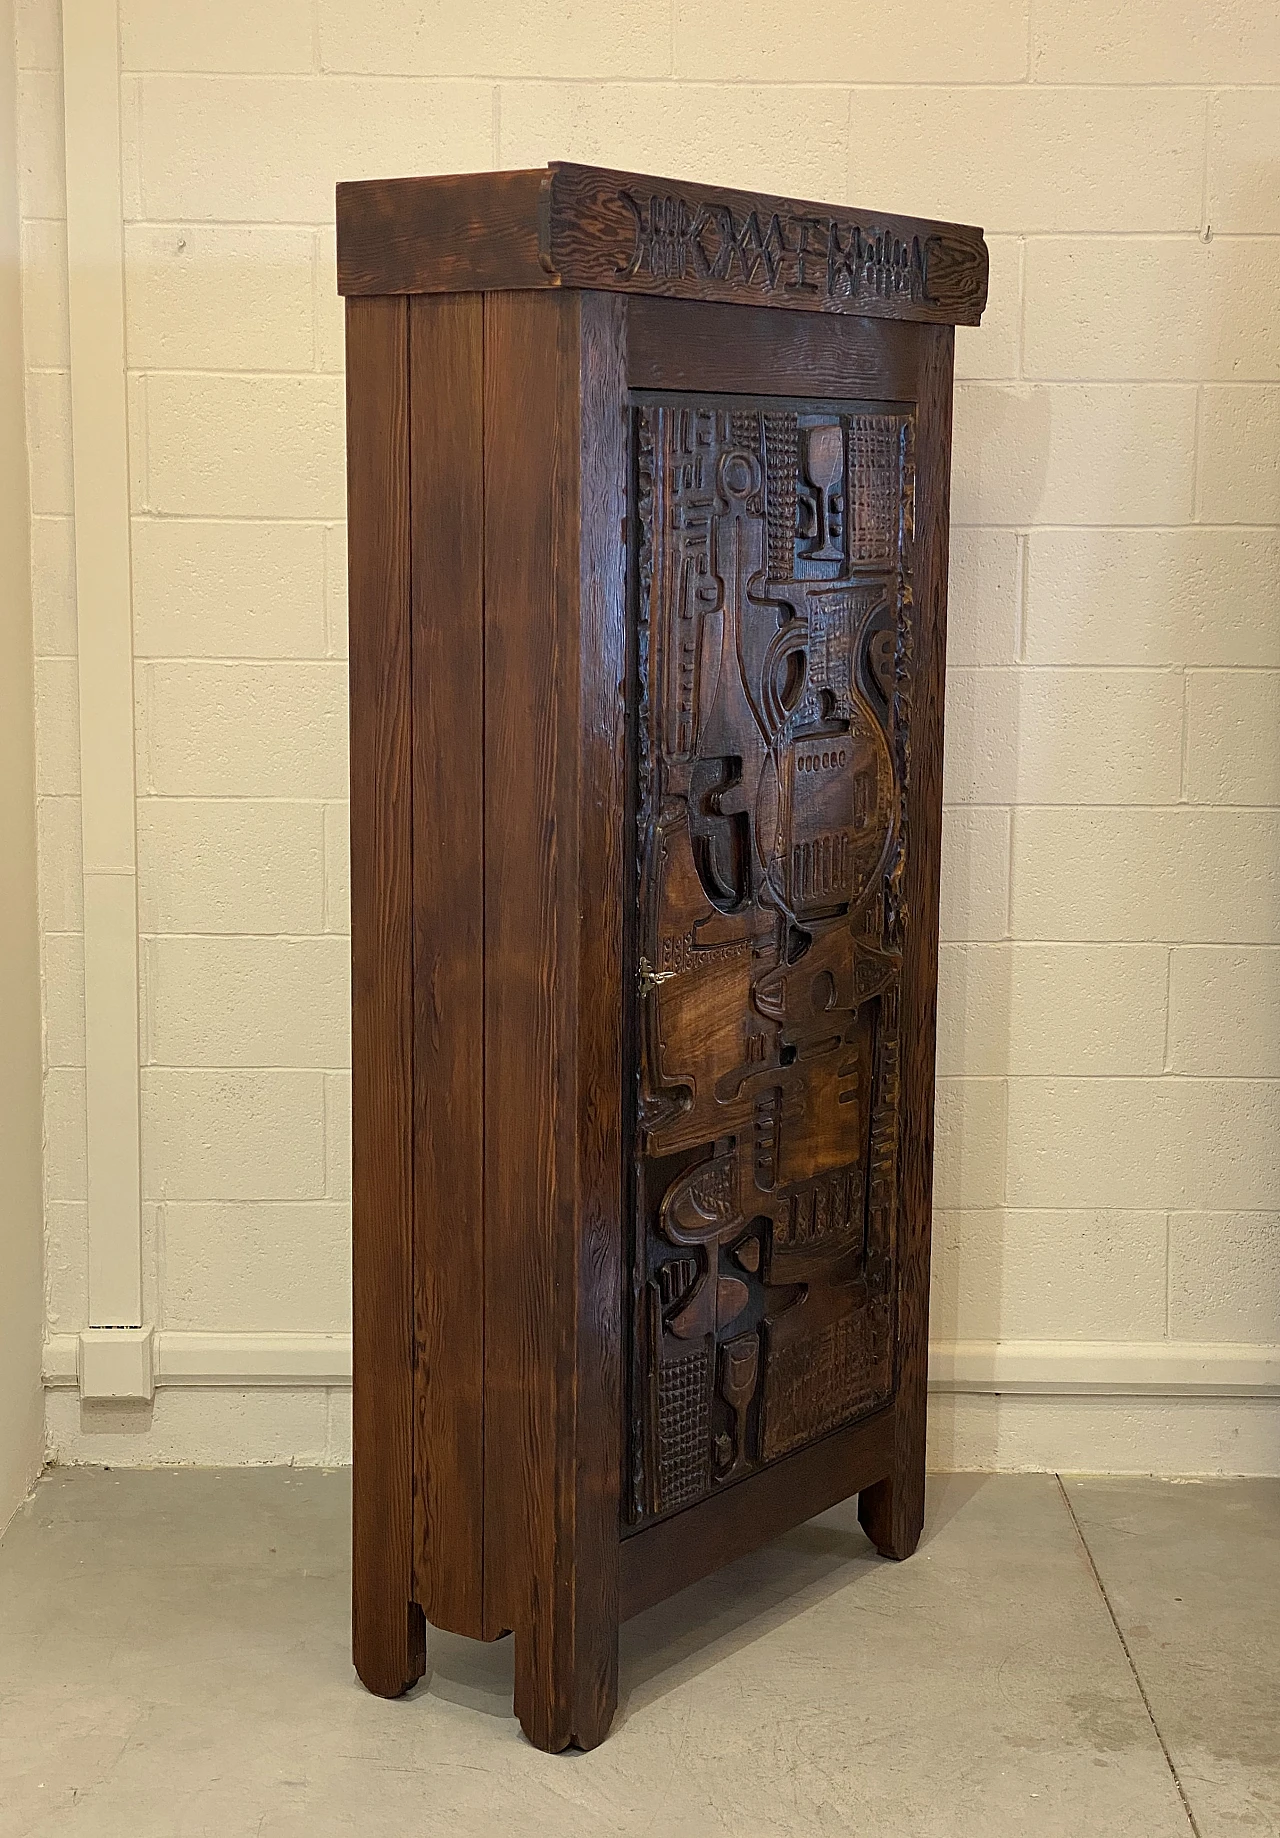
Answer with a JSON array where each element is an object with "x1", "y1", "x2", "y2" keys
[
  {"x1": 513, "y1": 1614, "x2": 619, "y2": 1753},
  {"x1": 353, "y1": 1597, "x2": 426, "y2": 1700},
  {"x1": 571, "y1": 1625, "x2": 620, "y2": 1753},
  {"x1": 859, "y1": 1449, "x2": 926, "y2": 1561}
]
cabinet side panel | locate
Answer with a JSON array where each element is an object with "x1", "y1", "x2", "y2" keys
[
  {"x1": 482, "y1": 288, "x2": 582, "y2": 1745},
  {"x1": 572, "y1": 290, "x2": 627, "y2": 1747},
  {"x1": 860, "y1": 323, "x2": 954, "y2": 1559},
  {"x1": 347, "y1": 295, "x2": 424, "y2": 1697},
  {"x1": 409, "y1": 293, "x2": 489, "y2": 1639},
  {"x1": 483, "y1": 288, "x2": 627, "y2": 1752}
]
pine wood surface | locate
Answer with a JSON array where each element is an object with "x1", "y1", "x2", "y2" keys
[
  {"x1": 342, "y1": 178, "x2": 981, "y2": 1744},
  {"x1": 338, "y1": 164, "x2": 988, "y2": 327}
]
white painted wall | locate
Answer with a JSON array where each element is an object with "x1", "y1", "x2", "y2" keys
[
  {"x1": 19, "y1": 0, "x2": 1280, "y2": 1472},
  {"x1": 0, "y1": 0, "x2": 45, "y2": 1533}
]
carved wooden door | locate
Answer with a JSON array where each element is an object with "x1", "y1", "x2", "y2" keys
[{"x1": 628, "y1": 392, "x2": 913, "y2": 1523}]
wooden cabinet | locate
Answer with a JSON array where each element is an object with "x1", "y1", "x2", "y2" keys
[{"x1": 338, "y1": 164, "x2": 987, "y2": 1751}]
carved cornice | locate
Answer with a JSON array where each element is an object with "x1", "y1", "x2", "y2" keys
[
  {"x1": 336, "y1": 163, "x2": 988, "y2": 327},
  {"x1": 547, "y1": 164, "x2": 988, "y2": 325}
]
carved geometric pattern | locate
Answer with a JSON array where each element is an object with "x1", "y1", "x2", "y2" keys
[
  {"x1": 848, "y1": 415, "x2": 903, "y2": 564},
  {"x1": 609, "y1": 182, "x2": 967, "y2": 315},
  {"x1": 628, "y1": 390, "x2": 915, "y2": 1524},
  {"x1": 654, "y1": 1343, "x2": 712, "y2": 1514},
  {"x1": 760, "y1": 1300, "x2": 892, "y2": 1462},
  {"x1": 763, "y1": 413, "x2": 799, "y2": 580},
  {"x1": 775, "y1": 1168, "x2": 858, "y2": 1250}
]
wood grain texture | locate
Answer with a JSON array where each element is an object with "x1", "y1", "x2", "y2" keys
[
  {"x1": 408, "y1": 292, "x2": 489, "y2": 1640},
  {"x1": 858, "y1": 324, "x2": 955, "y2": 1563},
  {"x1": 551, "y1": 165, "x2": 988, "y2": 326},
  {"x1": 626, "y1": 296, "x2": 919, "y2": 400},
  {"x1": 336, "y1": 164, "x2": 989, "y2": 330},
  {"x1": 482, "y1": 289, "x2": 627, "y2": 1751},
  {"x1": 627, "y1": 392, "x2": 907, "y2": 1525},
  {"x1": 344, "y1": 225, "x2": 966, "y2": 1742},
  {"x1": 347, "y1": 293, "x2": 424, "y2": 1699},
  {"x1": 619, "y1": 1405, "x2": 895, "y2": 1622},
  {"x1": 482, "y1": 287, "x2": 575, "y2": 1747},
  {"x1": 570, "y1": 290, "x2": 628, "y2": 1748},
  {"x1": 337, "y1": 169, "x2": 551, "y2": 298}
]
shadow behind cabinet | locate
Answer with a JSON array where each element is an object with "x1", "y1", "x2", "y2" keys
[{"x1": 337, "y1": 165, "x2": 988, "y2": 1752}]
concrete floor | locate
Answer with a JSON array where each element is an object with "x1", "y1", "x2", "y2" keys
[{"x1": 0, "y1": 1470, "x2": 1276, "y2": 1837}]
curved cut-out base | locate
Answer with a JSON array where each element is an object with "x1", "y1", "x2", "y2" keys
[{"x1": 353, "y1": 1600, "x2": 426, "y2": 1700}]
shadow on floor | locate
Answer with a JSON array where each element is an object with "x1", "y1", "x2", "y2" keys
[
  {"x1": 421, "y1": 1475, "x2": 995, "y2": 1731},
  {"x1": 3, "y1": 1466, "x2": 1275, "y2": 1838}
]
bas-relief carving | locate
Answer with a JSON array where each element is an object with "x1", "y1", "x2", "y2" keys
[
  {"x1": 629, "y1": 394, "x2": 916, "y2": 1522},
  {"x1": 614, "y1": 185, "x2": 985, "y2": 315}
]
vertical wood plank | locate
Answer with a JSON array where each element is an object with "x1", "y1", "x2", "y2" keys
[
  {"x1": 347, "y1": 293, "x2": 425, "y2": 1697},
  {"x1": 483, "y1": 289, "x2": 627, "y2": 1751},
  {"x1": 409, "y1": 293, "x2": 491, "y2": 1640},
  {"x1": 482, "y1": 287, "x2": 575, "y2": 1748},
  {"x1": 859, "y1": 323, "x2": 956, "y2": 1561},
  {"x1": 569, "y1": 289, "x2": 627, "y2": 1748}
]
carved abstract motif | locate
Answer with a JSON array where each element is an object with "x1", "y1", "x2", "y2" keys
[
  {"x1": 536, "y1": 165, "x2": 991, "y2": 325},
  {"x1": 629, "y1": 393, "x2": 914, "y2": 1523},
  {"x1": 652, "y1": 1339, "x2": 712, "y2": 1515},
  {"x1": 718, "y1": 1333, "x2": 760, "y2": 1479},
  {"x1": 761, "y1": 1295, "x2": 892, "y2": 1462},
  {"x1": 848, "y1": 416, "x2": 904, "y2": 564},
  {"x1": 617, "y1": 189, "x2": 931, "y2": 309}
]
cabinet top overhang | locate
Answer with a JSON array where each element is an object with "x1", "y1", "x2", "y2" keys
[{"x1": 336, "y1": 163, "x2": 988, "y2": 327}]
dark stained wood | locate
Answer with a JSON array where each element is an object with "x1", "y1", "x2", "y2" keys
[
  {"x1": 347, "y1": 292, "x2": 424, "y2": 1699},
  {"x1": 550, "y1": 164, "x2": 987, "y2": 326},
  {"x1": 337, "y1": 169, "x2": 551, "y2": 299},
  {"x1": 345, "y1": 168, "x2": 980, "y2": 1753},
  {"x1": 626, "y1": 295, "x2": 919, "y2": 400},
  {"x1": 408, "y1": 292, "x2": 490, "y2": 1640},
  {"x1": 337, "y1": 163, "x2": 989, "y2": 329},
  {"x1": 482, "y1": 289, "x2": 628, "y2": 1752},
  {"x1": 570, "y1": 290, "x2": 629, "y2": 1748},
  {"x1": 627, "y1": 392, "x2": 907, "y2": 1528},
  {"x1": 480, "y1": 288, "x2": 568, "y2": 1739},
  {"x1": 482, "y1": 288, "x2": 575, "y2": 1750},
  {"x1": 858, "y1": 324, "x2": 955, "y2": 1563},
  {"x1": 619, "y1": 1405, "x2": 895, "y2": 1622}
]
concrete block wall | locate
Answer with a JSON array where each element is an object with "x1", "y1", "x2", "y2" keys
[{"x1": 18, "y1": 0, "x2": 1280, "y2": 1470}]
